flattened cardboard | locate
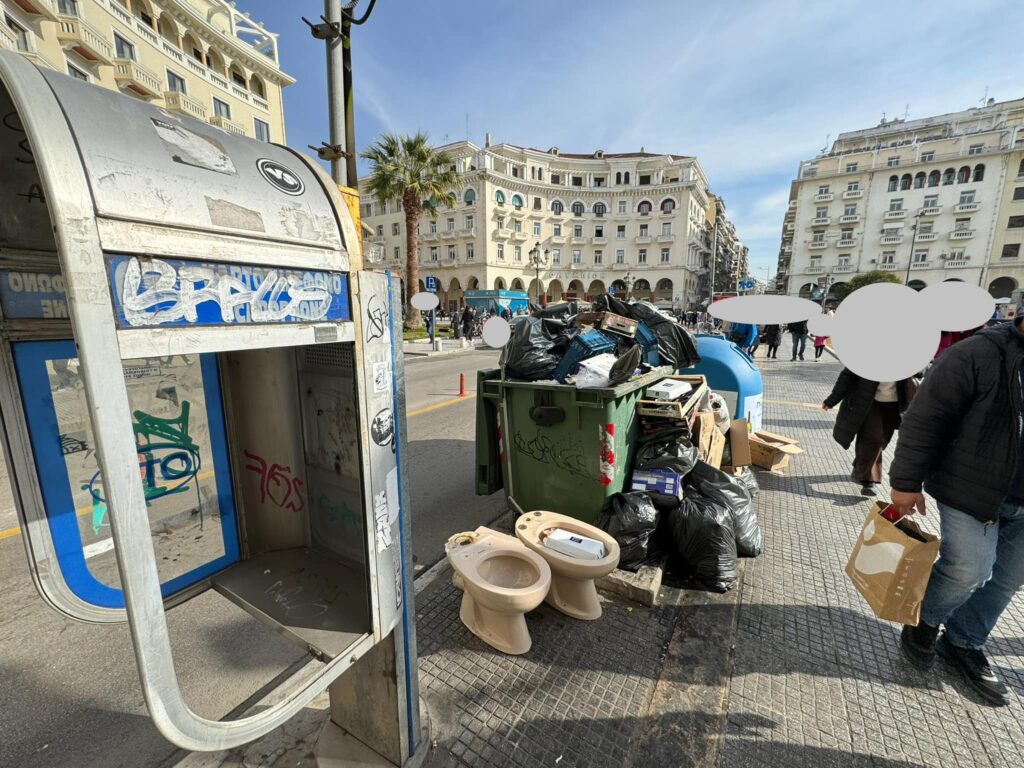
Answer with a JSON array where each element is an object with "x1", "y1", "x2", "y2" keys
[
  {"x1": 749, "y1": 429, "x2": 803, "y2": 471},
  {"x1": 722, "y1": 419, "x2": 752, "y2": 473},
  {"x1": 697, "y1": 412, "x2": 725, "y2": 470}
]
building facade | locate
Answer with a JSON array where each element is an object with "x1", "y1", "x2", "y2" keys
[
  {"x1": 1, "y1": 0, "x2": 292, "y2": 142},
  {"x1": 776, "y1": 98, "x2": 1024, "y2": 304},
  {"x1": 359, "y1": 139, "x2": 745, "y2": 311}
]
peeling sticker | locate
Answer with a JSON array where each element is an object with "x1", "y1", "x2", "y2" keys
[
  {"x1": 373, "y1": 361, "x2": 389, "y2": 392},
  {"x1": 394, "y1": 548, "x2": 403, "y2": 609},
  {"x1": 152, "y1": 118, "x2": 235, "y2": 175},
  {"x1": 386, "y1": 467, "x2": 399, "y2": 524},
  {"x1": 206, "y1": 196, "x2": 266, "y2": 232},
  {"x1": 374, "y1": 490, "x2": 391, "y2": 552}
]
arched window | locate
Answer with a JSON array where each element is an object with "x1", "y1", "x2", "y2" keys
[
  {"x1": 942, "y1": 168, "x2": 955, "y2": 185},
  {"x1": 623, "y1": 171, "x2": 630, "y2": 184},
  {"x1": 511, "y1": 194, "x2": 524, "y2": 209},
  {"x1": 900, "y1": 173, "x2": 913, "y2": 190},
  {"x1": 957, "y1": 166, "x2": 971, "y2": 184},
  {"x1": 206, "y1": 49, "x2": 226, "y2": 76},
  {"x1": 913, "y1": 172, "x2": 926, "y2": 189},
  {"x1": 249, "y1": 74, "x2": 266, "y2": 98},
  {"x1": 637, "y1": 200, "x2": 652, "y2": 215},
  {"x1": 888, "y1": 175, "x2": 899, "y2": 192},
  {"x1": 158, "y1": 14, "x2": 179, "y2": 45},
  {"x1": 571, "y1": 201, "x2": 585, "y2": 216},
  {"x1": 1019, "y1": 159, "x2": 1024, "y2": 177},
  {"x1": 495, "y1": 190, "x2": 505, "y2": 205},
  {"x1": 928, "y1": 170, "x2": 941, "y2": 187},
  {"x1": 593, "y1": 202, "x2": 607, "y2": 217},
  {"x1": 551, "y1": 200, "x2": 564, "y2": 214},
  {"x1": 615, "y1": 172, "x2": 622, "y2": 185},
  {"x1": 463, "y1": 188, "x2": 476, "y2": 204},
  {"x1": 229, "y1": 65, "x2": 248, "y2": 89},
  {"x1": 660, "y1": 198, "x2": 676, "y2": 213},
  {"x1": 973, "y1": 164, "x2": 985, "y2": 182}
]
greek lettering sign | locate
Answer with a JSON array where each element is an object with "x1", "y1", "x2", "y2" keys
[
  {"x1": 0, "y1": 271, "x2": 69, "y2": 319},
  {"x1": 109, "y1": 255, "x2": 350, "y2": 328}
]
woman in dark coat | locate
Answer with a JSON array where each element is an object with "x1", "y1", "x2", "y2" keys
[
  {"x1": 822, "y1": 369, "x2": 917, "y2": 496},
  {"x1": 763, "y1": 324, "x2": 781, "y2": 359}
]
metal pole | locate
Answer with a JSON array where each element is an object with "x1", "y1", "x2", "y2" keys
[
  {"x1": 708, "y1": 217, "x2": 719, "y2": 307},
  {"x1": 342, "y1": 13, "x2": 357, "y2": 186},
  {"x1": 904, "y1": 215, "x2": 919, "y2": 286},
  {"x1": 325, "y1": 0, "x2": 346, "y2": 185}
]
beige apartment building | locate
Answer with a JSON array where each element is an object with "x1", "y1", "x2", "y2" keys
[
  {"x1": 776, "y1": 98, "x2": 1024, "y2": 306},
  {"x1": 359, "y1": 138, "x2": 741, "y2": 311},
  {"x1": 1, "y1": 0, "x2": 292, "y2": 142}
]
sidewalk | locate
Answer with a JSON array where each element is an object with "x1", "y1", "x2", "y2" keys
[
  {"x1": 403, "y1": 337, "x2": 490, "y2": 357},
  {"x1": 173, "y1": 356, "x2": 1024, "y2": 768}
]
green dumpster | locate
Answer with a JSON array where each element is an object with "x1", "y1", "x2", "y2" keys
[{"x1": 477, "y1": 367, "x2": 672, "y2": 523}]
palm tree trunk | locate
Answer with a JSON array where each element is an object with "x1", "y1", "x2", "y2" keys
[{"x1": 404, "y1": 192, "x2": 421, "y2": 329}]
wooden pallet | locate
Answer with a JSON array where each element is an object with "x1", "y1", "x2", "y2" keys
[{"x1": 636, "y1": 375, "x2": 709, "y2": 420}]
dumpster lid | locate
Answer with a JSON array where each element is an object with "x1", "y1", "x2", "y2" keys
[{"x1": 497, "y1": 366, "x2": 674, "y2": 397}]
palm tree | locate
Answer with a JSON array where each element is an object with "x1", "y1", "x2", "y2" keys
[{"x1": 361, "y1": 132, "x2": 458, "y2": 328}]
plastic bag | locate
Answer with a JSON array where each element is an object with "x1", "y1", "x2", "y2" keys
[
  {"x1": 737, "y1": 466, "x2": 759, "y2": 498},
  {"x1": 532, "y1": 301, "x2": 579, "y2": 320},
  {"x1": 608, "y1": 345, "x2": 642, "y2": 386},
  {"x1": 571, "y1": 353, "x2": 617, "y2": 388},
  {"x1": 597, "y1": 492, "x2": 661, "y2": 571},
  {"x1": 628, "y1": 301, "x2": 700, "y2": 369},
  {"x1": 666, "y1": 489, "x2": 737, "y2": 592},
  {"x1": 686, "y1": 461, "x2": 762, "y2": 557},
  {"x1": 634, "y1": 427, "x2": 700, "y2": 479},
  {"x1": 499, "y1": 317, "x2": 567, "y2": 381},
  {"x1": 592, "y1": 293, "x2": 633, "y2": 317}
]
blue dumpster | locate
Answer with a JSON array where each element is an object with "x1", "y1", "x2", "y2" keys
[{"x1": 680, "y1": 335, "x2": 763, "y2": 430}]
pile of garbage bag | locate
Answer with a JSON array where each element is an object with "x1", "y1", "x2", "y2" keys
[{"x1": 498, "y1": 293, "x2": 700, "y2": 387}]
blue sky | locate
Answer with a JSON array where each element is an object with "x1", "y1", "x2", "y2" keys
[{"x1": 245, "y1": 0, "x2": 1021, "y2": 279}]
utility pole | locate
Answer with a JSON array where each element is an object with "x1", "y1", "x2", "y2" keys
[
  {"x1": 325, "y1": 1, "x2": 346, "y2": 185},
  {"x1": 708, "y1": 217, "x2": 719, "y2": 307},
  {"x1": 904, "y1": 211, "x2": 923, "y2": 286}
]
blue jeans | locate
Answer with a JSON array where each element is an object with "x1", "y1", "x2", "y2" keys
[
  {"x1": 791, "y1": 333, "x2": 808, "y2": 359},
  {"x1": 919, "y1": 500, "x2": 1024, "y2": 649}
]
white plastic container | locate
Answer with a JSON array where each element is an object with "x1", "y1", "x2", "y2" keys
[{"x1": 541, "y1": 528, "x2": 606, "y2": 560}]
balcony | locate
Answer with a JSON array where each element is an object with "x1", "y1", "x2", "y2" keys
[
  {"x1": 161, "y1": 40, "x2": 184, "y2": 63},
  {"x1": 186, "y1": 57, "x2": 207, "y2": 77},
  {"x1": 592, "y1": 236, "x2": 608, "y2": 245},
  {"x1": 231, "y1": 84, "x2": 251, "y2": 103},
  {"x1": 842, "y1": 189, "x2": 863, "y2": 199},
  {"x1": 955, "y1": 202, "x2": 979, "y2": 213},
  {"x1": 549, "y1": 234, "x2": 567, "y2": 245},
  {"x1": 878, "y1": 263, "x2": 899, "y2": 271},
  {"x1": 806, "y1": 266, "x2": 825, "y2": 274},
  {"x1": 252, "y1": 95, "x2": 269, "y2": 111},
  {"x1": 914, "y1": 232, "x2": 937, "y2": 242},
  {"x1": 635, "y1": 235, "x2": 653, "y2": 244},
  {"x1": 511, "y1": 231, "x2": 529, "y2": 242},
  {"x1": 107, "y1": 1, "x2": 131, "y2": 24},
  {"x1": 919, "y1": 206, "x2": 942, "y2": 216},
  {"x1": 209, "y1": 114, "x2": 246, "y2": 136},
  {"x1": 812, "y1": 216, "x2": 831, "y2": 225},
  {"x1": 945, "y1": 259, "x2": 971, "y2": 268},
  {"x1": 785, "y1": 223, "x2": 795, "y2": 231},
  {"x1": 134, "y1": 19, "x2": 158, "y2": 46},
  {"x1": 808, "y1": 241, "x2": 828, "y2": 250},
  {"x1": 422, "y1": 231, "x2": 440, "y2": 241},
  {"x1": 493, "y1": 228, "x2": 511, "y2": 240},
  {"x1": 884, "y1": 210, "x2": 907, "y2": 220},
  {"x1": 836, "y1": 238, "x2": 856, "y2": 247},
  {"x1": 783, "y1": 244, "x2": 793, "y2": 253},
  {"x1": 440, "y1": 229, "x2": 458, "y2": 240},
  {"x1": 367, "y1": 235, "x2": 385, "y2": 244},
  {"x1": 657, "y1": 234, "x2": 675, "y2": 243},
  {"x1": 163, "y1": 89, "x2": 206, "y2": 117},
  {"x1": 880, "y1": 235, "x2": 903, "y2": 244},
  {"x1": 15, "y1": 0, "x2": 58, "y2": 21},
  {"x1": 833, "y1": 265, "x2": 856, "y2": 273},
  {"x1": 814, "y1": 193, "x2": 834, "y2": 202},
  {"x1": 113, "y1": 58, "x2": 162, "y2": 99},
  {"x1": 56, "y1": 14, "x2": 113, "y2": 64},
  {"x1": 911, "y1": 261, "x2": 932, "y2": 270},
  {"x1": 459, "y1": 227, "x2": 477, "y2": 239},
  {"x1": 949, "y1": 228, "x2": 975, "y2": 240},
  {"x1": 839, "y1": 214, "x2": 860, "y2": 224},
  {"x1": 570, "y1": 235, "x2": 587, "y2": 245},
  {"x1": 210, "y1": 71, "x2": 231, "y2": 91}
]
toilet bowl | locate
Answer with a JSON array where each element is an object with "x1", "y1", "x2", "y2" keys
[
  {"x1": 515, "y1": 511, "x2": 620, "y2": 620},
  {"x1": 445, "y1": 527, "x2": 551, "y2": 655}
]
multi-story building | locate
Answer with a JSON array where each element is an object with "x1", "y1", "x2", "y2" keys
[
  {"x1": 360, "y1": 138, "x2": 736, "y2": 311},
  {"x1": 777, "y1": 98, "x2": 1024, "y2": 304},
  {"x1": 1, "y1": 0, "x2": 292, "y2": 142},
  {"x1": 701, "y1": 194, "x2": 748, "y2": 299}
]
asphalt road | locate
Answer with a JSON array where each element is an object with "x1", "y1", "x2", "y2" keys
[{"x1": 0, "y1": 347, "x2": 504, "y2": 768}]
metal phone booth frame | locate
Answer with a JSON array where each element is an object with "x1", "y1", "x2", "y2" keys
[{"x1": 0, "y1": 51, "x2": 426, "y2": 766}]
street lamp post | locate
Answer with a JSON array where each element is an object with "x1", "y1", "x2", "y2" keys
[
  {"x1": 623, "y1": 270, "x2": 634, "y2": 300},
  {"x1": 904, "y1": 211, "x2": 924, "y2": 287},
  {"x1": 528, "y1": 242, "x2": 549, "y2": 305}
]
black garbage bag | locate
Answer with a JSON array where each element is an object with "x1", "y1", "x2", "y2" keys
[
  {"x1": 686, "y1": 461, "x2": 763, "y2": 557},
  {"x1": 499, "y1": 316, "x2": 568, "y2": 381},
  {"x1": 592, "y1": 293, "x2": 633, "y2": 317},
  {"x1": 737, "y1": 466, "x2": 760, "y2": 498},
  {"x1": 597, "y1": 492, "x2": 662, "y2": 571},
  {"x1": 607, "y1": 345, "x2": 642, "y2": 386},
  {"x1": 666, "y1": 489, "x2": 737, "y2": 592},
  {"x1": 531, "y1": 301, "x2": 579, "y2": 320},
  {"x1": 634, "y1": 427, "x2": 700, "y2": 477},
  {"x1": 628, "y1": 301, "x2": 700, "y2": 369}
]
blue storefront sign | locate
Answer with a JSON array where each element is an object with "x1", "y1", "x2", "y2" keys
[
  {"x1": 0, "y1": 271, "x2": 69, "y2": 319},
  {"x1": 108, "y1": 255, "x2": 350, "y2": 328}
]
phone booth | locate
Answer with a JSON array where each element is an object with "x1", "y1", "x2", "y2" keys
[{"x1": 0, "y1": 51, "x2": 425, "y2": 766}]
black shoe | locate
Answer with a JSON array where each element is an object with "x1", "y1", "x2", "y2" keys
[
  {"x1": 937, "y1": 633, "x2": 1010, "y2": 706},
  {"x1": 860, "y1": 483, "x2": 877, "y2": 497},
  {"x1": 791, "y1": 357, "x2": 796, "y2": 361},
  {"x1": 901, "y1": 622, "x2": 939, "y2": 669},
  {"x1": 799, "y1": 355, "x2": 805, "y2": 360}
]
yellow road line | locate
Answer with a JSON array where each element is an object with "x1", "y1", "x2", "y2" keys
[
  {"x1": 764, "y1": 398, "x2": 823, "y2": 409},
  {"x1": 408, "y1": 393, "x2": 476, "y2": 418}
]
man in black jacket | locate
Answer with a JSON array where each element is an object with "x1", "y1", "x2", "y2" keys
[
  {"x1": 889, "y1": 316, "x2": 1024, "y2": 706},
  {"x1": 787, "y1": 320, "x2": 809, "y2": 361}
]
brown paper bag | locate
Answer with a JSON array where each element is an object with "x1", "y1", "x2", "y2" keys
[{"x1": 845, "y1": 501, "x2": 940, "y2": 625}]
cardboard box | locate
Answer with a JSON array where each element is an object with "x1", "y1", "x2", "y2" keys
[
  {"x1": 748, "y1": 430, "x2": 803, "y2": 471},
  {"x1": 631, "y1": 469, "x2": 684, "y2": 500},
  {"x1": 696, "y1": 412, "x2": 725, "y2": 469},
  {"x1": 721, "y1": 419, "x2": 752, "y2": 474}
]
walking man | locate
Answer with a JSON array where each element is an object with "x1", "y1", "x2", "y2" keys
[
  {"x1": 890, "y1": 314, "x2": 1024, "y2": 706},
  {"x1": 788, "y1": 320, "x2": 809, "y2": 361}
]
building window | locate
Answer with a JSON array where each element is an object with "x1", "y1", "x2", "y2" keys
[
  {"x1": 1008, "y1": 215, "x2": 1024, "y2": 229},
  {"x1": 888, "y1": 175, "x2": 899, "y2": 192},
  {"x1": 639, "y1": 223, "x2": 649, "y2": 237},
  {"x1": 571, "y1": 201, "x2": 585, "y2": 216},
  {"x1": 623, "y1": 172, "x2": 630, "y2": 184},
  {"x1": 550, "y1": 174, "x2": 561, "y2": 185},
  {"x1": 968, "y1": 144, "x2": 983, "y2": 156},
  {"x1": 928, "y1": 170, "x2": 941, "y2": 187},
  {"x1": 213, "y1": 98, "x2": 231, "y2": 119},
  {"x1": 551, "y1": 200, "x2": 563, "y2": 214},
  {"x1": 942, "y1": 168, "x2": 955, "y2": 185},
  {"x1": 114, "y1": 33, "x2": 136, "y2": 61},
  {"x1": 533, "y1": 222, "x2": 541, "y2": 237},
  {"x1": 815, "y1": 206, "x2": 828, "y2": 219},
  {"x1": 466, "y1": 243, "x2": 474, "y2": 260},
  {"x1": 392, "y1": 222, "x2": 400, "y2": 236},
  {"x1": 572, "y1": 249, "x2": 582, "y2": 264},
  {"x1": 618, "y1": 200, "x2": 627, "y2": 214},
  {"x1": 511, "y1": 194, "x2": 524, "y2": 209},
  {"x1": 660, "y1": 199, "x2": 675, "y2": 213},
  {"x1": 959, "y1": 190, "x2": 975, "y2": 204},
  {"x1": 616, "y1": 225, "x2": 626, "y2": 238},
  {"x1": 514, "y1": 245, "x2": 522, "y2": 261},
  {"x1": 511, "y1": 166, "x2": 519, "y2": 178},
  {"x1": 1002, "y1": 244, "x2": 1021, "y2": 259},
  {"x1": 845, "y1": 163, "x2": 858, "y2": 173},
  {"x1": 429, "y1": 220, "x2": 437, "y2": 233},
  {"x1": 513, "y1": 220, "x2": 522, "y2": 233},
  {"x1": 393, "y1": 246, "x2": 400, "y2": 260},
  {"x1": 429, "y1": 246, "x2": 438, "y2": 261},
  {"x1": 818, "y1": 184, "x2": 829, "y2": 195},
  {"x1": 376, "y1": 224, "x2": 384, "y2": 236},
  {"x1": 661, "y1": 222, "x2": 672, "y2": 235},
  {"x1": 811, "y1": 233, "x2": 825, "y2": 244},
  {"x1": 1014, "y1": 187, "x2": 1024, "y2": 201},
  {"x1": 594, "y1": 202, "x2": 607, "y2": 217},
  {"x1": 5, "y1": 16, "x2": 28, "y2": 52},
  {"x1": 67, "y1": 62, "x2": 89, "y2": 81},
  {"x1": 913, "y1": 172, "x2": 926, "y2": 189},
  {"x1": 639, "y1": 174, "x2": 651, "y2": 186},
  {"x1": 495, "y1": 190, "x2": 506, "y2": 205},
  {"x1": 638, "y1": 201, "x2": 652, "y2": 215},
  {"x1": 551, "y1": 248, "x2": 561, "y2": 264},
  {"x1": 900, "y1": 174, "x2": 912, "y2": 190},
  {"x1": 166, "y1": 69, "x2": 187, "y2": 94},
  {"x1": 973, "y1": 164, "x2": 985, "y2": 182},
  {"x1": 595, "y1": 225, "x2": 604, "y2": 238},
  {"x1": 921, "y1": 151, "x2": 934, "y2": 162},
  {"x1": 464, "y1": 188, "x2": 476, "y2": 204},
  {"x1": 841, "y1": 228, "x2": 853, "y2": 240},
  {"x1": 497, "y1": 244, "x2": 504, "y2": 260},
  {"x1": 553, "y1": 223, "x2": 562, "y2": 236},
  {"x1": 887, "y1": 156, "x2": 900, "y2": 167},
  {"x1": 444, "y1": 217, "x2": 454, "y2": 231},
  {"x1": 957, "y1": 166, "x2": 972, "y2": 184},
  {"x1": 881, "y1": 251, "x2": 895, "y2": 264},
  {"x1": 533, "y1": 196, "x2": 542, "y2": 210},
  {"x1": 447, "y1": 245, "x2": 456, "y2": 260},
  {"x1": 616, "y1": 249, "x2": 625, "y2": 264},
  {"x1": 889, "y1": 198, "x2": 903, "y2": 211},
  {"x1": 253, "y1": 118, "x2": 270, "y2": 142},
  {"x1": 465, "y1": 215, "x2": 474, "y2": 229},
  {"x1": 660, "y1": 247, "x2": 670, "y2": 264},
  {"x1": 838, "y1": 254, "x2": 851, "y2": 266},
  {"x1": 844, "y1": 204, "x2": 857, "y2": 216},
  {"x1": 917, "y1": 221, "x2": 933, "y2": 235},
  {"x1": 913, "y1": 250, "x2": 928, "y2": 264},
  {"x1": 573, "y1": 224, "x2": 583, "y2": 237},
  {"x1": 58, "y1": 0, "x2": 78, "y2": 15},
  {"x1": 847, "y1": 181, "x2": 859, "y2": 191},
  {"x1": 572, "y1": 176, "x2": 583, "y2": 187},
  {"x1": 638, "y1": 248, "x2": 647, "y2": 265},
  {"x1": 950, "y1": 248, "x2": 965, "y2": 260},
  {"x1": 594, "y1": 250, "x2": 603, "y2": 265},
  {"x1": 924, "y1": 194, "x2": 939, "y2": 208}
]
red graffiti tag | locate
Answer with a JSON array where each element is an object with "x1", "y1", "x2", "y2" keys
[{"x1": 243, "y1": 450, "x2": 305, "y2": 512}]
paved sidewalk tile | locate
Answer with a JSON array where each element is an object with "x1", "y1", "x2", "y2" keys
[{"x1": 716, "y1": 356, "x2": 1024, "y2": 768}]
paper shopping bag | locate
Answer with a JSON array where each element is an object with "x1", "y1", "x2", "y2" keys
[{"x1": 845, "y1": 501, "x2": 940, "y2": 626}]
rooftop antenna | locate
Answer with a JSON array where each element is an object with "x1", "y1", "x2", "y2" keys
[
  {"x1": 980, "y1": 85, "x2": 989, "y2": 106},
  {"x1": 820, "y1": 133, "x2": 830, "y2": 154},
  {"x1": 465, "y1": 113, "x2": 469, "y2": 141},
  {"x1": 903, "y1": 103, "x2": 910, "y2": 119}
]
